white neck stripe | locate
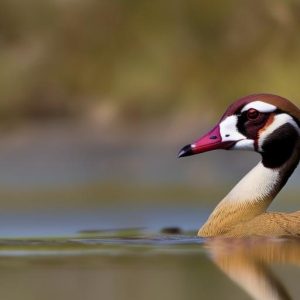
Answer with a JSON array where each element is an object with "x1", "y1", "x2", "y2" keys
[{"x1": 225, "y1": 162, "x2": 279, "y2": 204}]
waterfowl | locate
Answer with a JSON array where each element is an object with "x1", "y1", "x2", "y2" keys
[{"x1": 178, "y1": 94, "x2": 300, "y2": 237}]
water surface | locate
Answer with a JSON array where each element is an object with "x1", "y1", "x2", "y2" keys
[{"x1": 0, "y1": 206, "x2": 299, "y2": 300}]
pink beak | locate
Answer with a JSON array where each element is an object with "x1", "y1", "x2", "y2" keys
[{"x1": 178, "y1": 124, "x2": 236, "y2": 158}]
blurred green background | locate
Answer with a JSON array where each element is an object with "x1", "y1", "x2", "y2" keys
[
  {"x1": 0, "y1": 0, "x2": 299, "y2": 210},
  {"x1": 1, "y1": 3, "x2": 300, "y2": 300}
]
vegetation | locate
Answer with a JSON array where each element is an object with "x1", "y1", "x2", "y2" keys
[{"x1": 0, "y1": 0, "x2": 299, "y2": 125}]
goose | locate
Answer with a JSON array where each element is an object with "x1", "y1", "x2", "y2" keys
[{"x1": 178, "y1": 94, "x2": 300, "y2": 237}]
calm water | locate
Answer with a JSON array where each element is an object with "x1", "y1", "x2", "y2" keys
[{"x1": 0, "y1": 205, "x2": 299, "y2": 300}]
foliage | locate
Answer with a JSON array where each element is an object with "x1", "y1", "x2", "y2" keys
[{"x1": 0, "y1": 0, "x2": 299, "y2": 123}]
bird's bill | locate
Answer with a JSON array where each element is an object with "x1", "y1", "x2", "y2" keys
[{"x1": 178, "y1": 124, "x2": 236, "y2": 158}]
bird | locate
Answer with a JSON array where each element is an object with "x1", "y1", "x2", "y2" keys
[{"x1": 178, "y1": 94, "x2": 300, "y2": 238}]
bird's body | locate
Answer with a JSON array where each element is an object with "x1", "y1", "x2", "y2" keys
[{"x1": 179, "y1": 94, "x2": 300, "y2": 238}]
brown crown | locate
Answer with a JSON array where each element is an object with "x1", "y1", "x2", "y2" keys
[{"x1": 221, "y1": 94, "x2": 300, "y2": 122}]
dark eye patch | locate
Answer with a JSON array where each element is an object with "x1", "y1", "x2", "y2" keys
[{"x1": 237, "y1": 111, "x2": 270, "y2": 140}]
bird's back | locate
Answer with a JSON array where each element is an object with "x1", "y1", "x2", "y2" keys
[{"x1": 222, "y1": 211, "x2": 300, "y2": 237}]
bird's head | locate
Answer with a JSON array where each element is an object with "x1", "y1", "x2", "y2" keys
[{"x1": 178, "y1": 94, "x2": 300, "y2": 168}]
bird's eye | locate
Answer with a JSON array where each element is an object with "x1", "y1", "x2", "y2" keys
[{"x1": 246, "y1": 108, "x2": 260, "y2": 120}]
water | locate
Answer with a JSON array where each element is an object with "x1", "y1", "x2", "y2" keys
[
  {"x1": 0, "y1": 233, "x2": 299, "y2": 300},
  {"x1": 0, "y1": 206, "x2": 299, "y2": 300},
  {"x1": 0, "y1": 204, "x2": 208, "y2": 238},
  {"x1": 0, "y1": 123, "x2": 298, "y2": 299}
]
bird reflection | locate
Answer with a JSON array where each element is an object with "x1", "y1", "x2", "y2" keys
[{"x1": 204, "y1": 238, "x2": 300, "y2": 300}]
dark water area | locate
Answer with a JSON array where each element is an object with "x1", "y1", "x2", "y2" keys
[{"x1": 0, "y1": 204, "x2": 207, "y2": 238}]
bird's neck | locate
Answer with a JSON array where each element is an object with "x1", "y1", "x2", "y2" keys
[{"x1": 199, "y1": 141, "x2": 300, "y2": 237}]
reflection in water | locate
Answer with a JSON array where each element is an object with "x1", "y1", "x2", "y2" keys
[
  {"x1": 0, "y1": 233, "x2": 299, "y2": 299},
  {"x1": 205, "y1": 238, "x2": 300, "y2": 300}
]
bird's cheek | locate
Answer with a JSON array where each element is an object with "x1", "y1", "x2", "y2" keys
[
  {"x1": 245, "y1": 124, "x2": 260, "y2": 140},
  {"x1": 232, "y1": 139, "x2": 255, "y2": 151}
]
